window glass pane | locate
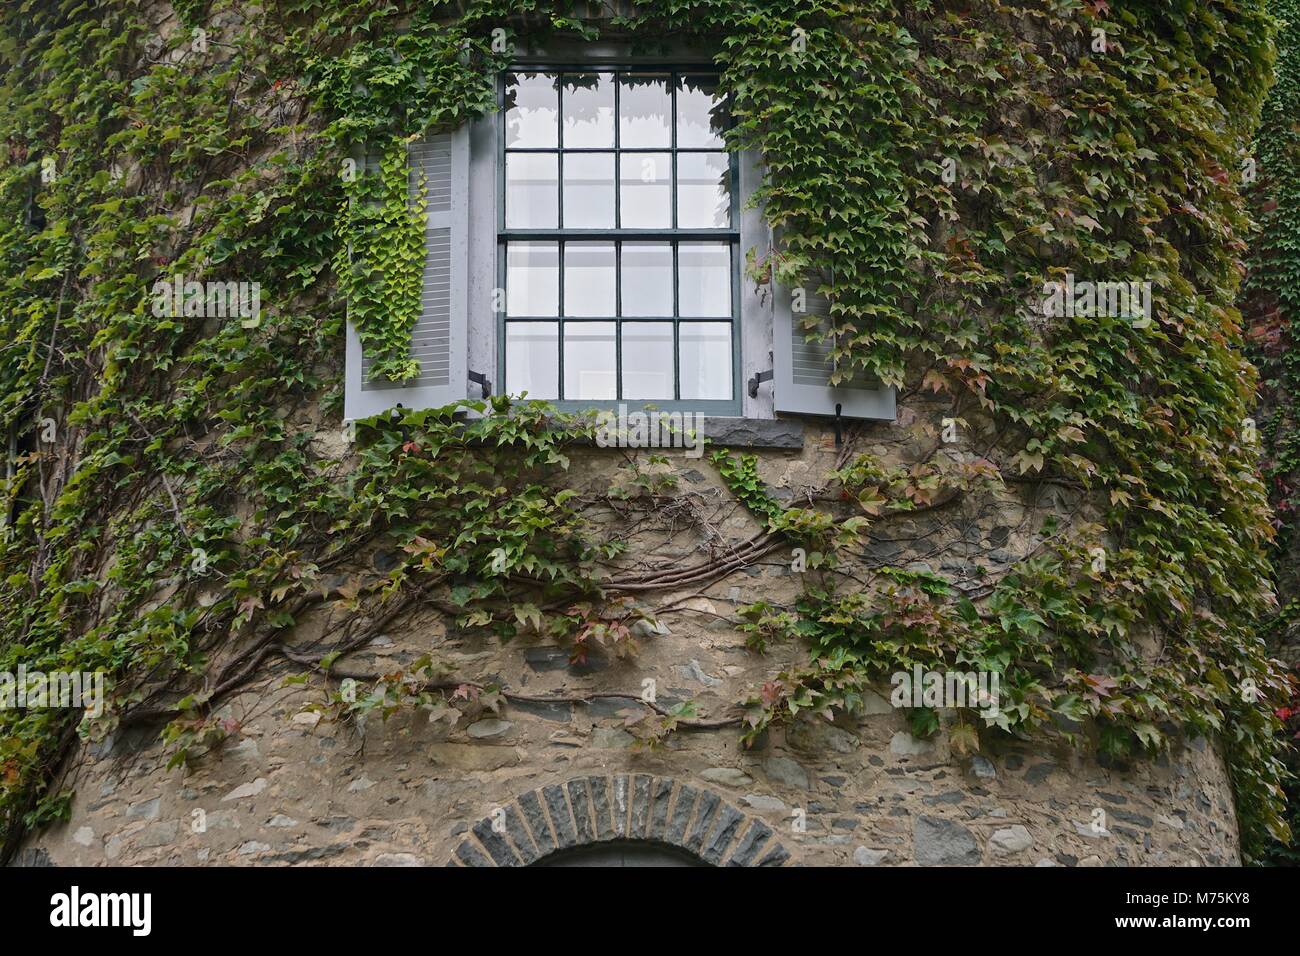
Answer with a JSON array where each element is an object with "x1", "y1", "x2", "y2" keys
[
  {"x1": 563, "y1": 242, "x2": 616, "y2": 317},
  {"x1": 680, "y1": 322, "x2": 731, "y2": 400},
  {"x1": 619, "y1": 74, "x2": 671, "y2": 148},
  {"x1": 677, "y1": 152, "x2": 731, "y2": 229},
  {"x1": 564, "y1": 322, "x2": 617, "y2": 400},
  {"x1": 505, "y1": 72, "x2": 558, "y2": 148},
  {"x1": 506, "y1": 322, "x2": 559, "y2": 399},
  {"x1": 678, "y1": 242, "x2": 731, "y2": 317},
  {"x1": 621, "y1": 242, "x2": 673, "y2": 316},
  {"x1": 619, "y1": 153, "x2": 670, "y2": 229},
  {"x1": 563, "y1": 152, "x2": 615, "y2": 229},
  {"x1": 677, "y1": 74, "x2": 727, "y2": 148},
  {"x1": 622, "y1": 322, "x2": 674, "y2": 399},
  {"x1": 506, "y1": 242, "x2": 559, "y2": 316},
  {"x1": 562, "y1": 73, "x2": 614, "y2": 148},
  {"x1": 505, "y1": 153, "x2": 558, "y2": 229}
]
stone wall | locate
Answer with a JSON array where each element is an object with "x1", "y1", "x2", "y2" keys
[{"x1": 16, "y1": 417, "x2": 1242, "y2": 866}]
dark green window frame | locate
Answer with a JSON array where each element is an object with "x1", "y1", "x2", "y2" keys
[{"x1": 495, "y1": 65, "x2": 743, "y2": 415}]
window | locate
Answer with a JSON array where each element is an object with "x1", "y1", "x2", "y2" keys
[
  {"x1": 342, "y1": 50, "x2": 895, "y2": 427},
  {"x1": 497, "y1": 69, "x2": 740, "y2": 412}
]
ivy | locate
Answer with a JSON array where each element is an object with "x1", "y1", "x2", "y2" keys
[
  {"x1": 0, "y1": 0, "x2": 1292, "y2": 865},
  {"x1": 335, "y1": 136, "x2": 427, "y2": 382}
]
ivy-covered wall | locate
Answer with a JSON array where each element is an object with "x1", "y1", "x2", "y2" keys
[{"x1": 0, "y1": 0, "x2": 1293, "y2": 865}]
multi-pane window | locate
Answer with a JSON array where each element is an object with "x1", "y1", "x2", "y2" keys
[{"x1": 499, "y1": 69, "x2": 737, "y2": 407}]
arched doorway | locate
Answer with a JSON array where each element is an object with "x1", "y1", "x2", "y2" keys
[{"x1": 450, "y1": 774, "x2": 790, "y2": 867}]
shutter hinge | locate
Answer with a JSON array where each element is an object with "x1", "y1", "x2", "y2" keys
[
  {"x1": 747, "y1": 368, "x2": 774, "y2": 399},
  {"x1": 468, "y1": 370, "x2": 492, "y2": 399}
]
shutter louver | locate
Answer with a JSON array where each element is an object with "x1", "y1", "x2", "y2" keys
[
  {"x1": 772, "y1": 272, "x2": 895, "y2": 421},
  {"x1": 345, "y1": 128, "x2": 470, "y2": 420}
]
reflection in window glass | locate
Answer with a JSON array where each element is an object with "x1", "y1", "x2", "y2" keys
[
  {"x1": 506, "y1": 322, "x2": 559, "y2": 398},
  {"x1": 563, "y1": 73, "x2": 614, "y2": 148},
  {"x1": 505, "y1": 72, "x2": 558, "y2": 148},
  {"x1": 680, "y1": 323, "x2": 731, "y2": 399},
  {"x1": 506, "y1": 242, "x2": 559, "y2": 317},
  {"x1": 563, "y1": 242, "x2": 616, "y2": 317},
  {"x1": 678, "y1": 242, "x2": 731, "y2": 317},
  {"x1": 563, "y1": 153, "x2": 615, "y2": 228},
  {"x1": 622, "y1": 322, "x2": 675, "y2": 399},
  {"x1": 677, "y1": 152, "x2": 730, "y2": 229},
  {"x1": 619, "y1": 74, "x2": 671, "y2": 148},
  {"x1": 676, "y1": 75, "x2": 726, "y2": 148},
  {"x1": 505, "y1": 153, "x2": 558, "y2": 229},
  {"x1": 621, "y1": 243, "x2": 673, "y2": 317},
  {"x1": 564, "y1": 322, "x2": 617, "y2": 399},
  {"x1": 619, "y1": 153, "x2": 671, "y2": 228}
]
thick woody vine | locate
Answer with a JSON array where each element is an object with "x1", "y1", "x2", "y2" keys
[{"x1": 0, "y1": 0, "x2": 1292, "y2": 864}]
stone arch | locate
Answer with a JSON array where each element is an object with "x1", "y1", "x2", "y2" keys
[{"x1": 450, "y1": 775, "x2": 790, "y2": 867}]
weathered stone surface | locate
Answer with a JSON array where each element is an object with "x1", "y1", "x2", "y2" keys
[
  {"x1": 222, "y1": 778, "x2": 267, "y2": 801},
  {"x1": 853, "y1": 847, "x2": 890, "y2": 866},
  {"x1": 648, "y1": 778, "x2": 674, "y2": 839},
  {"x1": 666, "y1": 785, "x2": 699, "y2": 845},
  {"x1": 701, "y1": 767, "x2": 753, "y2": 787},
  {"x1": 700, "y1": 804, "x2": 744, "y2": 865},
  {"x1": 586, "y1": 775, "x2": 617, "y2": 842},
  {"x1": 542, "y1": 784, "x2": 577, "y2": 849},
  {"x1": 914, "y1": 816, "x2": 981, "y2": 865},
  {"x1": 743, "y1": 793, "x2": 786, "y2": 812},
  {"x1": 565, "y1": 779, "x2": 595, "y2": 846},
  {"x1": 473, "y1": 816, "x2": 521, "y2": 867},
  {"x1": 727, "y1": 820, "x2": 774, "y2": 866},
  {"x1": 466, "y1": 719, "x2": 513, "y2": 739},
  {"x1": 685, "y1": 790, "x2": 721, "y2": 853},
  {"x1": 890, "y1": 732, "x2": 934, "y2": 756},
  {"x1": 629, "y1": 775, "x2": 653, "y2": 839},
  {"x1": 764, "y1": 756, "x2": 810, "y2": 790},
  {"x1": 989, "y1": 825, "x2": 1034, "y2": 855},
  {"x1": 518, "y1": 790, "x2": 558, "y2": 856}
]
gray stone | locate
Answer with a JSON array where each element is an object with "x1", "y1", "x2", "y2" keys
[
  {"x1": 685, "y1": 791, "x2": 721, "y2": 852},
  {"x1": 676, "y1": 659, "x2": 722, "y2": 687},
  {"x1": 543, "y1": 784, "x2": 578, "y2": 848},
  {"x1": 648, "y1": 778, "x2": 674, "y2": 839},
  {"x1": 126, "y1": 797, "x2": 161, "y2": 820},
  {"x1": 631, "y1": 618, "x2": 671, "y2": 638},
  {"x1": 914, "y1": 815, "x2": 981, "y2": 865},
  {"x1": 853, "y1": 847, "x2": 890, "y2": 866},
  {"x1": 701, "y1": 767, "x2": 753, "y2": 787},
  {"x1": 373, "y1": 853, "x2": 422, "y2": 866},
  {"x1": 509, "y1": 699, "x2": 572, "y2": 722},
  {"x1": 702, "y1": 418, "x2": 803, "y2": 449},
  {"x1": 565, "y1": 779, "x2": 595, "y2": 845},
  {"x1": 968, "y1": 756, "x2": 996, "y2": 780},
  {"x1": 989, "y1": 825, "x2": 1034, "y2": 855},
  {"x1": 222, "y1": 778, "x2": 267, "y2": 801},
  {"x1": 666, "y1": 786, "x2": 698, "y2": 845},
  {"x1": 473, "y1": 816, "x2": 522, "y2": 866},
  {"x1": 518, "y1": 790, "x2": 558, "y2": 856},
  {"x1": 237, "y1": 840, "x2": 271, "y2": 855},
  {"x1": 743, "y1": 793, "x2": 787, "y2": 812},
  {"x1": 453, "y1": 840, "x2": 493, "y2": 867},
  {"x1": 727, "y1": 820, "x2": 774, "y2": 866},
  {"x1": 701, "y1": 804, "x2": 745, "y2": 865},
  {"x1": 586, "y1": 776, "x2": 617, "y2": 841},
  {"x1": 267, "y1": 814, "x2": 298, "y2": 828},
  {"x1": 591, "y1": 727, "x2": 634, "y2": 749},
  {"x1": 890, "y1": 732, "x2": 934, "y2": 756},
  {"x1": 466, "y1": 719, "x2": 513, "y2": 739},
  {"x1": 137, "y1": 820, "x2": 179, "y2": 849},
  {"x1": 764, "y1": 756, "x2": 810, "y2": 790}
]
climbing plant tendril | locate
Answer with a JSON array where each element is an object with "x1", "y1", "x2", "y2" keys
[{"x1": 0, "y1": 0, "x2": 1293, "y2": 864}]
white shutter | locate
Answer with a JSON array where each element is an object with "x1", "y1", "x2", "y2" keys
[
  {"x1": 772, "y1": 272, "x2": 895, "y2": 420},
  {"x1": 345, "y1": 128, "x2": 470, "y2": 420}
]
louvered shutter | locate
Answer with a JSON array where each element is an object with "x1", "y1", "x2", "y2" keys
[
  {"x1": 345, "y1": 128, "x2": 470, "y2": 420},
  {"x1": 772, "y1": 272, "x2": 895, "y2": 420}
]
